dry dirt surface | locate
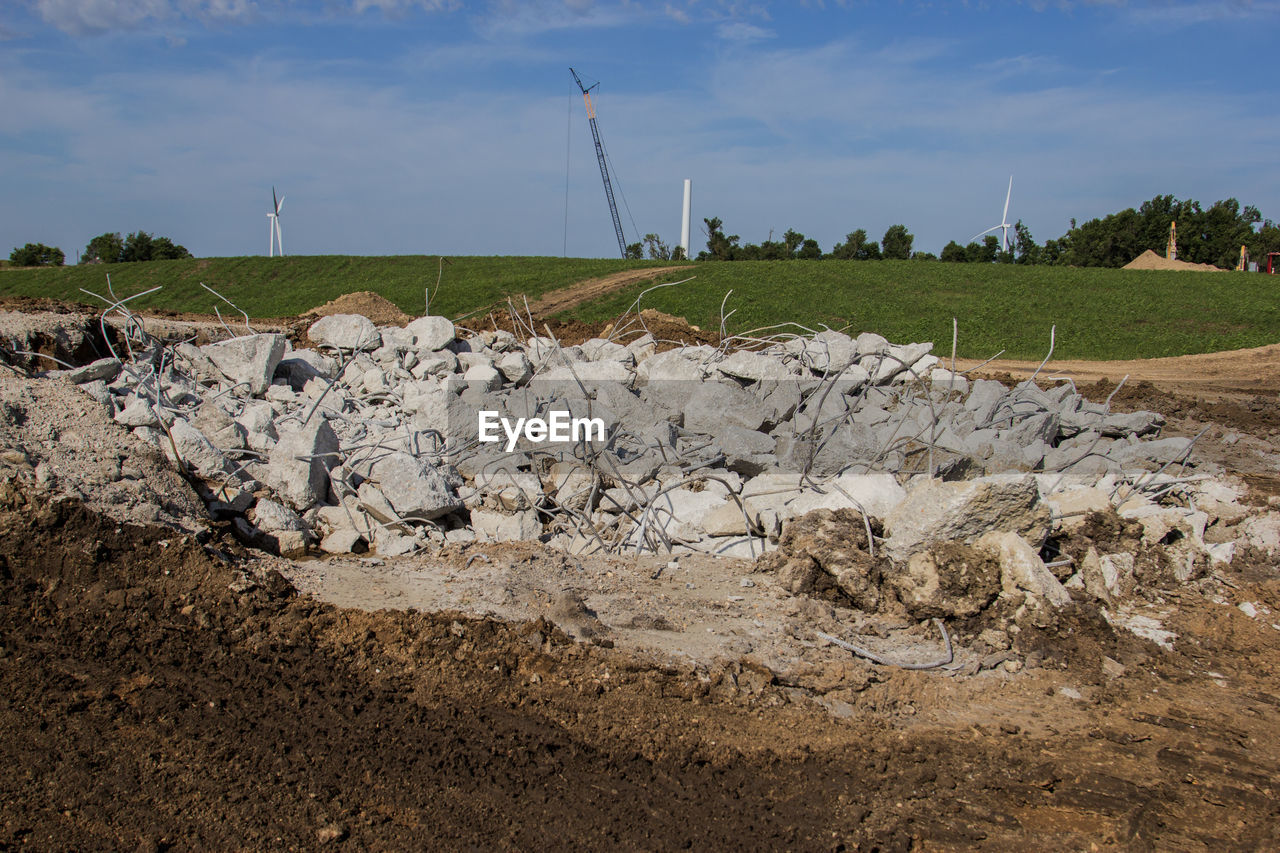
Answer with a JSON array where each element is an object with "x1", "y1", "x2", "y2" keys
[
  {"x1": 2, "y1": 303, "x2": 1280, "y2": 849},
  {"x1": 519, "y1": 265, "x2": 689, "y2": 319},
  {"x1": 958, "y1": 343, "x2": 1280, "y2": 401}
]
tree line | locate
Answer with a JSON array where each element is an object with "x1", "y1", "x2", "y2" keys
[
  {"x1": 7, "y1": 231, "x2": 192, "y2": 267},
  {"x1": 678, "y1": 194, "x2": 1280, "y2": 269}
]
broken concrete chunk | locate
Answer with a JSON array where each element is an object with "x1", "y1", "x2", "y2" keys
[
  {"x1": 251, "y1": 498, "x2": 307, "y2": 533},
  {"x1": 201, "y1": 333, "x2": 286, "y2": 395},
  {"x1": 405, "y1": 316, "x2": 456, "y2": 352},
  {"x1": 683, "y1": 382, "x2": 767, "y2": 434},
  {"x1": 115, "y1": 396, "x2": 159, "y2": 428},
  {"x1": 715, "y1": 350, "x2": 792, "y2": 383},
  {"x1": 60, "y1": 357, "x2": 122, "y2": 385},
  {"x1": 976, "y1": 530, "x2": 1072, "y2": 609},
  {"x1": 883, "y1": 473, "x2": 1049, "y2": 559},
  {"x1": 165, "y1": 419, "x2": 228, "y2": 479},
  {"x1": 471, "y1": 508, "x2": 542, "y2": 542},
  {"x1": 368, "y1": 451, "x2": 462, "y2": 520},
  {"x1": 308, "y1": 314, "x2": 381, "y2": 351},
  {"x1": 265, "y1": 417, "x2": 340, "y2": 511},
  {"x1": 320, "y1": 528, "x2": 366, "y2": 554}
]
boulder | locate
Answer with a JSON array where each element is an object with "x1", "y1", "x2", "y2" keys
[
  {"x1": 368, "y1": 452, "x2": 462, "y2": 520},
  {"x1": 975, "y1": 530, "x2": 1072, "y2": 609},
  {"x1": 308, "y1": 314, "x2": 380, "y2": 351},
  {"x1": 405, "y1": 316, "x2": 457, "y2": 352},
  {"x1": 201, "y1": 334, "x2": 286, "y2": 395},
  {"x1": 883, "y1": 473, "x2": 1049, "y2": 559},
  {"x1": 683, "y1": 382, "x2": 767, "y2": 434},
  {"x1": 471, "y1": 508, "x2": 542, "y2": 542},
  {"x1": 265, "y1": 417, "x2": 340, "y2": 511}
]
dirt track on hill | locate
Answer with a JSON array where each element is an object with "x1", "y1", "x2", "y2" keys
[
  {"x1": 520, "y1": 265, "x2": 689, "y2": 318},
  {"x1": 958, "y1": 343, "x2": 1280, "y2": 400}
]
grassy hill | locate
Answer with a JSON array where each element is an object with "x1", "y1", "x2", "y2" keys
[
  {"x1": 2, "y1": 256, "x2": 1276, "y2": 360},
  {"x1": 0, "y1": 255, "x2": 683, "y2": 322},
  {"x1": 560, "y1": 261, "x2": 1279, "y2": 360}
]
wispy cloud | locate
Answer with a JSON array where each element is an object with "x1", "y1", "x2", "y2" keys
[{"x1": 715, "y1": 20, "x2": 774, "y2": 41}]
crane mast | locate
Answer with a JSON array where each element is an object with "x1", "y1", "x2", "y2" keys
[{"x1": 570, "y1": 67, "x2": 627, "y2": 258}]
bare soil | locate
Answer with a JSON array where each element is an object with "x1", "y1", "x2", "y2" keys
[
  {"x1": 520, "y1": 265, "x2": 689, "y2": 319},
  {"x1": 1, "y1": 300, "x2": 1279, "y2": 849}
]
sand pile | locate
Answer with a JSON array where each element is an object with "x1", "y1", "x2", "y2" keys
[
  {"x1": 1123, "y1": 250, "x2": 1223, "y2": 272},
  {"x1": 306, "y1": 291, "x2": 414, "y2": 326}
]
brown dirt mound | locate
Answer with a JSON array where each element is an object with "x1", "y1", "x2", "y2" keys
[
  {"x1": 305, "y1": 291, "x2": 414, "y2": 327},
  {"x1": 1123, "y1": 249, "x2": 1223, "y2": 272}
]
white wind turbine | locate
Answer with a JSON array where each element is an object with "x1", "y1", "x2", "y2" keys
[
  {"x1": 267, "y1": 187, "x2": 285, "y2": 257},
  {"x1": 970, "y1": 175, "x2": 1014, "y2": 254}
]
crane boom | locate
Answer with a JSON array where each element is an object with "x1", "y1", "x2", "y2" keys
[{"x1": 570, "y1": 67, "x2": 627, "y2": 258}]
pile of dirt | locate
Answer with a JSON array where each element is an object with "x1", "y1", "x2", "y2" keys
[
  {"x1": 1123, "y1": 249, "x2": 1224, "y2": 272},
  {"x1": 305, "y1": 291, "x2": 414, "y2": 327}
]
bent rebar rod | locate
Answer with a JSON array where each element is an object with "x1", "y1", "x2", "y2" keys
[{"x1": 816, "y1": 618, "x2": 954, "y2": 670}]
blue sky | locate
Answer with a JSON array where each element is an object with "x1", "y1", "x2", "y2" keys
[{"x1": 2, "y1": 0, "x2": 1278, "y2": 260}]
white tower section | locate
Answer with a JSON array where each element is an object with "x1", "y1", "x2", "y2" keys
[{"x1": 679, "y1": 179, "x2": 692, "y2": 259}]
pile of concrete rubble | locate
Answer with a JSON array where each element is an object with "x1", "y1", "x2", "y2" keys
[{"x1": 21, "y1": 304, "x2": 1280, "y2": 623}]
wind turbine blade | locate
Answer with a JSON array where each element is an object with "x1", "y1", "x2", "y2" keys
[
  {"x1": 276, "y1": 195, "x2": 285, "y2": 215},
  {"x1": 1001, "y1": 176, "x2": 1012, "y2": 225},
  {"x1": 272, "y1": 186, "x2": 278, "y2": 214},
  {"x1": 968, "y1": 225, "x2": 1002, "y2": 243}
]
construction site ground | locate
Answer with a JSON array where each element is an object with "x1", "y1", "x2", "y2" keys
[{"x1": 1, "y1": 295, "x2": 1279, "y2": 850}]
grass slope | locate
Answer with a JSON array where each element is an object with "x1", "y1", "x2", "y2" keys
[
  {"x1": 0, "y1": 256, "x2": 680, "y2": 321},
  {"x1": 562, "y1": 261, "x2": 1280, "y2": 360},
  {"x1": 2, "y1": 256, "x2": 1275, "y2": 361}
]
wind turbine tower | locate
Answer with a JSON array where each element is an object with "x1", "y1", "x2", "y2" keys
[
  {"x1": 680, "y1": 179, "x2": 692, "y2": 259},
  {"x1": 971, "y1": 176, "x2": 1014, "y2": 254},
  {"x1": 268, "y1": 187, "x2": 285, "y2": 257}
]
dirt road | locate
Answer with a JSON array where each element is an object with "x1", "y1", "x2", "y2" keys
[
  {"x1": 520, "y1": 265, "x2": 689, "y2": 318},
  {"x1": 958, "y1": 343, "x2": 1280, "y2": 400}
]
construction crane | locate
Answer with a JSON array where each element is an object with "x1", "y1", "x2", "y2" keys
[{"x1": 570, "y1": 67, "x2": 628, "y2": 258}]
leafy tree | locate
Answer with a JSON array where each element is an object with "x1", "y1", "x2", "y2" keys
[
  {"x1": 1249, "y1": 220, "x2": 1280, "y2": 268},
  {"x1": 120, "y1": 230, "x2": 192, "y2": 263},
  {"x1": 783, "y1": 228, "x2": 805, "y2": 257},
  {"x1": 911, "y1": 251, "x2": 938, "y2": 261},
  {"x1": 830, "y1": 229, "x2": 881, "y2": 260},
  {"x1": 1013, "y1": 221, "x2": 1041, "y2": 265},
  {"x1": 82, "y1": 232, "x2": 125, "y2": 264},
  {"x1": 642, "y1": 233, "x2": 672, "y2": 260},
  {"x1": 150, "y1": 236, "x2": 191, "y2": 261},
  {"x1": 699, "y1": 216, "x2": 739, "y2": 261},
  {"x1": 940, "y1": 240, "x2": 968, "y2": 262},
  {"x1": 1058, "y1": 195, "x2": 1262, "y2": 269},
  {"x1": 880, "y1": 224, "x2": 913, "y2": 260},
  {"x1": 9, "y1": 243, "x2": 64, "y2": 266},
  {"x1": 965, "y1": 237, "x2": 999, "y2": 264},
  {"x1": 624, "y1": 241, "x2": 644, "y2": 260},
  {"x1": 797, "y1": 238, "x2": 822, "y2": 259}
]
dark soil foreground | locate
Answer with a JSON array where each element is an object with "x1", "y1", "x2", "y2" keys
[{"x1": 3, "y1": 477, "x2": 1280, "y2": 851}]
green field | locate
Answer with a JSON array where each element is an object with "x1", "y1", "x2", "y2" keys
[
  {"x1": 561, "y1": 261, "x2": 1280, "y2": 360},
  {"x1": 2, "y1": 256, "x2": 1276, "y2": 361},
  {"x1": 0, "y1": 255, "x2": 682, "y2": 322}
]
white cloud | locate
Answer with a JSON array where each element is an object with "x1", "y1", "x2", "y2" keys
[
  {"x1": 34, "y1": 0, "x2": 175, "y2": 35},
  {"x1": 715, "y1": 20, "x2": 773, "y2": 40}
]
